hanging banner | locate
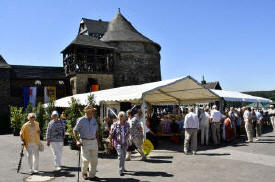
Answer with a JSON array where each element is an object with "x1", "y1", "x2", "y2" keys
[
  {"x1": 28, "y1": 87, "x2": 37, "y2": 108},
  {"x1": 91, "y1": 84, "x2": 99, "y2": 92},
  {"x1": 44, "y1": 87, "x2": 56, "y2": 103},
  {"x1": 22, "y1": 87, "x2": 30, "y2": 109}
]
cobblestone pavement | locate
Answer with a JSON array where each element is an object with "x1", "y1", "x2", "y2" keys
[{"x1": 1, "y1": 128, "x2": 275, "y2": 182}]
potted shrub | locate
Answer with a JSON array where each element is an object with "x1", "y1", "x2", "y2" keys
[
  {"x1": 66, "y1": 98, "x2": 83, "y2": 150},
  {"x1": 10, "y1": 106, "x2": 25, "y2": 136},
  {"x1": 34, "y1": 102, "x2": 46, "y2": 140},
  {"x1": 43, "y1": 97, "x2": 56, "y2": 139}
]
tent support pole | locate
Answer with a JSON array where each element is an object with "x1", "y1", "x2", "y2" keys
[
  {"x1": 141, "y1": 95, "x2": 147, "y2": 139},
  {"x1": 100, "y1": 103, "x2": 104, "y2": 124}
]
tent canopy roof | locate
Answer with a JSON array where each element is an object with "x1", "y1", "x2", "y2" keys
[
  {"x1": 50, "y1": 76, "x2": 220, "y2": 107},
  {"x1": 47, "y1": 76, "x2": 272, "y2": 108},
  {"x1": 211, "y1": 89, "x2": 272, "y2": 103}
]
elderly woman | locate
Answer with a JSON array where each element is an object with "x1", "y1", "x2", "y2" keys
[
  {"x1": 126, "y1": 109, "x2": 146, "y2": 161},
  {"x1": 46, "y1": 111, "x2": 65, "y2": 171},
  {"x1": 109, "y1": 111, "x2": 130, "y2": 176},
  {"x1": 20, "y1": 113, "x2": 41, "y2": 174}
]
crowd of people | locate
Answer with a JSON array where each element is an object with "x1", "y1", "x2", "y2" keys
[{"x1": 19, "y1": 104, "x2": 275, "y2": 181}]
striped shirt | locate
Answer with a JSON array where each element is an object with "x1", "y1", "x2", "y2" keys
[{"x1": 46, "y1": 120, "x2": 65, "y2": 142}]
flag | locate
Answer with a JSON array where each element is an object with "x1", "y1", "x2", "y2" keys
[
  {"x1": 23, "y1": 87, "x2": 30, "y2": 109},
  {"x1": 22, "y1": 87, "x2": 37, "y2": 109},
  {"x1": 28, "y1": 87, "x2": 37, "y2": 107},
  {"x1": 44, "y1": 87, "x2": 56, "y2": 103},
  {"x1": 91, "y1": 84, "x2": 99, "y2": 92}
]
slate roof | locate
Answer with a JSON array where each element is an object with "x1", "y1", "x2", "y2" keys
[
  {"x1": 204, "y1": 82, "x2": 222, "y2": 90},
  {"x1": 101, "y1": 12, "x2": 161, "y2": 50},
  {"x1": 61, "y1": 35, "x2": 116, "y2": 53},
  {"x1": 10, "y1": 65, "x2": 65, "y2": 80},
  {"x1": 0, "y1": 55, "x2": 11, "y2": 69},
  {"x1": 80, "y1": 18, "x2": 109, "y2": 35}
]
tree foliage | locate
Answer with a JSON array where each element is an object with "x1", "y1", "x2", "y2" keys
[
  {"x1": 66, "y1": 98, "x2": 84, "y2": 139},
  {"x1": 34, "y1": 102, "x2": 46, "y2": 139},
  {"x1": 10, "y1": 106, "x2": 25, "y2": 135}
]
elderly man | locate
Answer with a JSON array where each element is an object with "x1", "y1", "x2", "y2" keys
[
  {"x1": 184, "y1": 108, "x2": 199, "y2": 155},
  {"x1": 210, "y1": 105, "x2": 223, "y2": 145},
  {"x1": 243, "y1": 107, "x2": 253, "y2": 142},
  {"x1": 255, "y1": 109, "x2": 263, "y2": 141},
  {"x1": 198, "y1": 107, "x2": 210, "y2": 145},
  {"x1": 228, "y1": 107, "x2": 237, "y2": 137},
  {"x1": 73, "y1": 106, "x2": 101, "y2": 181},
  {"x1": 268, "y1": 105, "x2": 275, "y2": 132}
]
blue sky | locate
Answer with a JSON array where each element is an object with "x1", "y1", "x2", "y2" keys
[{"x1": 1, "y1": 0, "x2": 274, "y2": 91}]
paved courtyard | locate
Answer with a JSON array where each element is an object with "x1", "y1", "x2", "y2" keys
[{"x1": 1, "y1": 128, "x2": 275, "y2": 182}]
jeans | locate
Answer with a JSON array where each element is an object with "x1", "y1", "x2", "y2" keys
[{"x1": 115, "y1": 145, "x2": 127, "y2": 173}]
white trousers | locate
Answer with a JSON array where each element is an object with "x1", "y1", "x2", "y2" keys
[
  {"x1": 81, "y1": 140, "x2": 98, "y2": 178},
  {"x1": 271, "y1": 116, "x2": 275, "y2": 132},
  {"x1": 50, "y1": 142, "x2": 63, "y2": 167},
  {"x1": 245, "y1": 122, "x2": 253, "y2": 142},
  {"x1": 200, "y1": 124, "x2": 209, "y2": 145},
  {"x1": 26, "y1": 143, "x2": 39, "y2": 171},
  {"x1": 184, "y1": 129, "x2": 198, "y2": 152}
]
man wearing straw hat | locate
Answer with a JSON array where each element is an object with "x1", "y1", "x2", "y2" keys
[{"x1": 73, "y1": 106, "x2": 101, "y2": 181}]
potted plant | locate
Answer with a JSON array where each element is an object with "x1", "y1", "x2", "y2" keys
[
  {"x1": 10, "y1": 106, "x2": 25, "y2": 136},
  {"x1": 34, "y1": 102, "x2": 46, "y2": 140},
  {"x1": 66, "y1": 98, "x2": 83, "y2": 150},
  {"x1": 43, "y1": 97, "x2": 56, "y2": 139}
]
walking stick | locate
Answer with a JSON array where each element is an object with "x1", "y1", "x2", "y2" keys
[
  {"x1": 77, "y1": 148, "x2": 81, "y2": 182},
  {"x1": 17, "y1": 144, "x2": 24, "y2": 173}
]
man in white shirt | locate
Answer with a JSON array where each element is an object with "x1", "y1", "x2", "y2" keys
[
  {"x1": 243, "y1": 107, "x2": 253, "y2": 142},
  {"x1": 184, "y1": 108, "x2": 199, "y2": 155},
  {"x1": 210, "y1": 105, "x2": 223, "y2": 145},
  {"x1": 268, "y1": 105, "x2": 275, "y2": 132},
  {"x1": 199, "y1": 107, "x2": 210, "y2": 145},
  {"x1": 255, "y1": 109, "x2": 263, "y2": 141}
]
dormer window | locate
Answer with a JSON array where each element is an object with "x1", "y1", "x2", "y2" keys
[{"x1": 89, "y1": 33, "x2": 104, "y2": 39}]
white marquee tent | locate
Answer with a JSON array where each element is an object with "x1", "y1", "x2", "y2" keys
[
  {"x1": 211, "y1": 89, "x2": 272, "y2": 103},
  {"x1": 46, "y1": 76, "x2": 272, "y2": 108},
  {"x1": 49, "y1": 76, "x2": 221, "y2": 108}
]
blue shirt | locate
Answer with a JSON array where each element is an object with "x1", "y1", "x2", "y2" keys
[{"x1": 73, "y1": 116, "x2": 98, "y2": 139}]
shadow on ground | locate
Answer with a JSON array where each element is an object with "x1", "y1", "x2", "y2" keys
[
  {"x1": 127, "y1": 171, "x2": 174, "y2": 177},
  {"x1": 196, "y1": 153, "x2": 231, "y2": 156},
  {"x1": 99, "y1": 178, "x2": 140, "y2": 182}
]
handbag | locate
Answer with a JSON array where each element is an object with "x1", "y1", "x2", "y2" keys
[{"x1": 39, "y1": 142, "x2": 44, "y2": 152}]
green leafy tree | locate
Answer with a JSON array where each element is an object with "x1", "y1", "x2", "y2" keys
[
  {"x1": 66, "y1": 98, "x2": 84, "y2": 139},
  {"x1": 34, "y1": 102, "x2": 46, "y2": 139},
  {"x1": 23, "y1": 102, "x2": 34, "y2": 126},
  {"x1": 10, "y1": 106, "x2": 25, "y2": 136},
  {"x1": 43, "y1": 97, "x2": 56, "y2": 139}
]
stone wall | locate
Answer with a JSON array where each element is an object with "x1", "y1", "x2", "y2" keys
[
  {"x1": 109, "y1": 42, "x2": 161, "y2": 87},
  {"x1": 70, "y1": 74, "x2": 114, "y2": 94},
  {"x1": 0, "y1": 76, "x2": 10, "y2": 113}
]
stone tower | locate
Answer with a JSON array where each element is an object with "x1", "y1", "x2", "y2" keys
[
  {"x1": 62, "y1": 10, "x2": 161, "y2": 94},
  {"x1": 101, "y1": 11, "x2": 161, "y2": 87}
]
